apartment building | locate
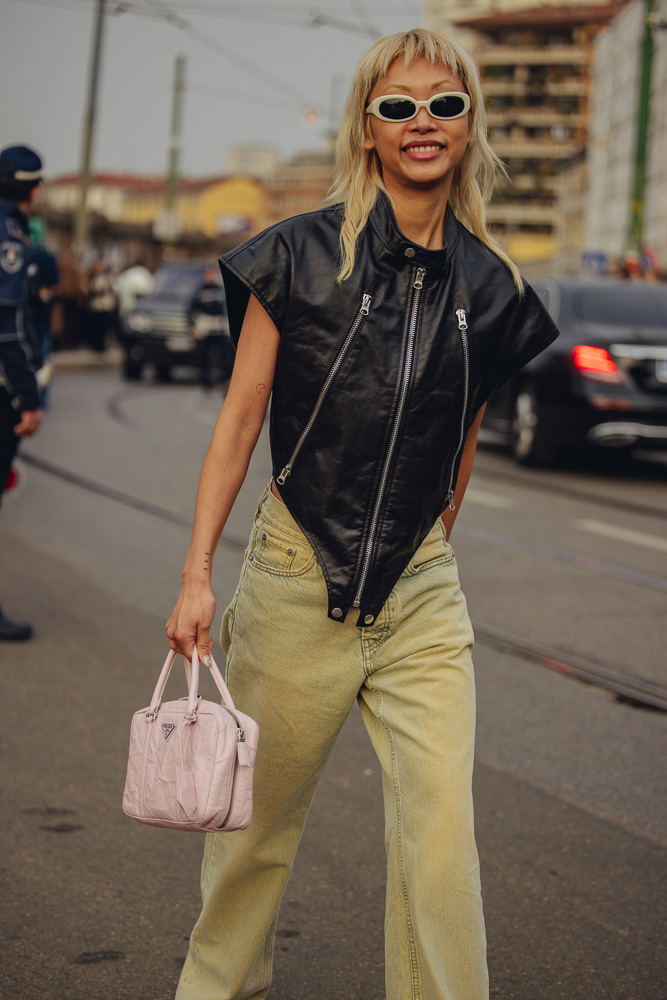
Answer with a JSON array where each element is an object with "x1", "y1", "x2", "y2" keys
[
  {"x1": 457, "y1": 5, "x2": 623, "y2": 265},
  {"x1": 584, "y1": 0, "x2": 667, "y2": 267}
]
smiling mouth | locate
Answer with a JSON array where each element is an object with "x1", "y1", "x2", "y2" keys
[{"x1": 402, "y1": 143, "x2": 444, "y2": 153}]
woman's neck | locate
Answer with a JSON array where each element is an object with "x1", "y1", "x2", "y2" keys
[{"x1": 385, "y1": 182, "x2": 450, "y2": 251}]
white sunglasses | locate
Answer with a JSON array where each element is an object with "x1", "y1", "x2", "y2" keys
[{"x1": 365, "y1": 91, "x2": 471, "y2": 122}]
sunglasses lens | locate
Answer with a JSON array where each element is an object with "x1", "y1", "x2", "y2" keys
[
  {"x1": 429, "y1": 95, "x2": 467, "y2": 119},
  {"x1": 377, "y1": 98, "x2": 417, "y2": 121}
]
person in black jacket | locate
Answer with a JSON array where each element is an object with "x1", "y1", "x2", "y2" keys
[
  {"x1": 186, "y1": 263, "x2": 234, "y2": 389},
  {"x1": 0, "y1": 145, "x2": 44, "y2": 641},
  {"x1": 167, "y1": 29, "x2": 558, "y2": 1000}
]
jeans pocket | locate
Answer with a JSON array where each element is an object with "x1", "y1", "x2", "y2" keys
[
  {"x1": 407, "y1": 520, "x2": 454, "y2": 574},
  {"x1": 247, "y1": 521, "x2": 316, "y2": 577}
]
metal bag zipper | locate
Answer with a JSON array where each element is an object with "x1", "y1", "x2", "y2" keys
[
  {"x1": 277, "y1": 293, "x2": 372, "y2": 485},
  {"x1": 443, "y1": 308, "x2": 471, "y2": 510},
  {"x1": 217, "y1": 705, "x2": 249, "y2": 828},
  {"x1": 352, "y1": 268, "x2": 426, "y2": 609}
]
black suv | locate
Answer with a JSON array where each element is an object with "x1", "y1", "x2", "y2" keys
[
  {"x1": 121, "y1": 261, "x2": 233, "y2": 382},
  {"x1": 483, "y1": 278, "x2": 667, "y2": 465}
]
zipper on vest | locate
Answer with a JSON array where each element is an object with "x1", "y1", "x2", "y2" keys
[
  {"x1": 444, "y1": 308, "x2": 471, "y2": 511},
  {"x1": 352, "y1": 267, "x2": 426, "y2": 609},
  {"x1": 276, "y1": 292, "x2": 372, "y2": 486}
]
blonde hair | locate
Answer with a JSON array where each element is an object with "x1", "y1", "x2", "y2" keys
[{"x1": 327, "y1": 28, "x2": 523, "y2": 291}]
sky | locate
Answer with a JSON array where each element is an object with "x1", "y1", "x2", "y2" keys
[{"x1": 0, "y1": 0, "x2": 423, "y2": 181}]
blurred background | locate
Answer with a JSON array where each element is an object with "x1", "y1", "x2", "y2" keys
[{"x1": 1, "y1": 3, "x2": 666, "y2": 999}]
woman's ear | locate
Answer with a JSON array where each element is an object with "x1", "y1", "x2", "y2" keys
[{"x1": 363, "y1": 136, "x2": 375, "y2": 150}]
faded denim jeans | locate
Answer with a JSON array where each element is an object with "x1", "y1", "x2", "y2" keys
[{"x1": 176, "y1": 486, "x2": 488, "y2": 1000}]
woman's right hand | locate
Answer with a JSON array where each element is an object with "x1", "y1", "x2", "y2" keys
[{"x1": 166, "y1": 579, "x2": 217, "y2": 666}]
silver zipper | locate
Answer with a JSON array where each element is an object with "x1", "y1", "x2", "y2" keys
[
  {"x1": 444, "y1": 309, "x2": 471, "y2": 511},
  {"x1": 352, "y1": 267, "x2": 426, "y2": 609},
  {"x1": 217, "y1": 705, "x2": 247, "y2": 829},
  {"x1": 221, "y1": 703, "x2": 246, "y2": 743},
  {"x1": 277, "y1": 293, "x2": 372, "y2": 485}
]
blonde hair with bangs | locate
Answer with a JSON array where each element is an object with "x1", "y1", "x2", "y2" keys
[{"x1": 327, "y1": 28, "x2": 523, "y2": 291}]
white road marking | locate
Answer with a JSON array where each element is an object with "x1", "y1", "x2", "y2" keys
[
  {"x1": 465, "y1": 487, "x2": 515, "y2": 509},
  {"x1": 575, "y1": 519, "x2": 667, "y2": 554}
]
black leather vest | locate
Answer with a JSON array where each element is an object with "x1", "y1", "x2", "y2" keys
[{"x1": 220, "y1": 195, "x2": 559, "y2": 626}]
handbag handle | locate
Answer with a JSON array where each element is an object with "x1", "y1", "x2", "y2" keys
[{"x1": 147, "y1": 647, "x2": 238, "y2": 722}]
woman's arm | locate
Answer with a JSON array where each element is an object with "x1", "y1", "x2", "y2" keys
[
  {"x1": 440, "y1": 404, "x2": 486, "y2": 540},
  {"x1": 166, "y1": 293, "x2": 280, "y2": 661}
]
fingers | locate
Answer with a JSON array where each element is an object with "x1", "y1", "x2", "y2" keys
[
  {"x1": 198, "y1": 633, "x2": 213, "y2": 667},
  {"x1": 165, "y1": 589, "x2": 216, "y2": 661},
  {"x1": 14, "y1": 410, "x2": 43, "y2": 437},
  {"x1": 165, "y1": 619, "x2": 214, "y2": 663}
]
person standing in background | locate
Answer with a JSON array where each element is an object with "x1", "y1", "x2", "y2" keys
[
  {"x1": 27, "y1": 216, "x2": 59, "y2": 406},
  {"x1": 51, "y1": 246, "x2": 83, "y2": 350},
  {"x1": 114, "y1": 256, "x2": 155, "y2": 331},
  {"x1": 187, "y1": 263, "x2": 234, "y2": 390},
  {"x1": 0, "y1": 144, "x2": 44, "y2": 641},
  {"x1": 82, "y1": 258, "x2": 116, "y2": 352}
]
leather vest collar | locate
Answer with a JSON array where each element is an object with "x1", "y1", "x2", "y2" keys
[{"x1": 369, "y1": 191, "x2": 460, "y2": 271}]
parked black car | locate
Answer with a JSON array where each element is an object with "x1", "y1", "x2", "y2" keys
[
  {"x1": 483, "y1": 278, "x2": 667, "y2": 465},
  {"x1": 121, "y1": 261, "x2": 233, "y2": 382}
]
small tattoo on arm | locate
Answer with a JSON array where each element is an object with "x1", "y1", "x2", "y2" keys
[
  {"x1": 203, "y1": 551, "x2": 210, "y2": 573},
  {"x1": 255, "y1": 382, "x2": 267, "y2": 396}
]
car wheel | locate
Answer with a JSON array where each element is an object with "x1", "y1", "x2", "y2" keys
[
  {"x1": 155, "y1": 364, "x2": 172, "y2": 383},
  {"x1": 511, "y1": 387, "x2": 557, "y2": 467},
  {"x1": 123, "y1": 356, "x2": 143, "y2": 381}
]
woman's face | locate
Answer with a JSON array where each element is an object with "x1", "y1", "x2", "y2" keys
[{"x1": 364, "y1": 56, "x2": 471, "y2": 200}]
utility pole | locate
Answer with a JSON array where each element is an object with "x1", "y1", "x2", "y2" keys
[
  {"x1": 166, "y1": 54, "x2": 186, "y2": 212},
  {"x1": 626, "y1": 0, "x2": 655, "y2": 256},
  {"x1": 74, "y1": 0, "x2": 105, "y2": 249}
]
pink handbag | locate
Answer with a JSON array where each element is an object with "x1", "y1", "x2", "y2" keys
[{"x1": 122, "y1": 648, "x2": 258, "y2": 832}]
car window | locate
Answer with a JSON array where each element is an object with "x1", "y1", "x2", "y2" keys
[
  {"x1": 153, "y1": 268, "x2": 211, "y2": 298},
  {"x1": 533, "y1": 285, "x2": 551, "y2": 312},
  {"x1": 572, "y1": 287, "x2": 667, "y2": 326},
  {"x1": 533, "y1": 286, "x2": 549, "y2": 308}
]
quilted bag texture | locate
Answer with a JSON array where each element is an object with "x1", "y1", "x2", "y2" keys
[{"x1": 122, "y1": 649, "x2": 258, "y2": 832}]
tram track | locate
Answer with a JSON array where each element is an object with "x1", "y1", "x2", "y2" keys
[
  {"x1": 472, "y1": 622, "x2": 667, "y2": 712},
  {"x1": 18, "y1": 445, "x2": 667, "y2": 714},
  {"x1": 473, "y1": 452, "x2": 667, "y2": 523}
]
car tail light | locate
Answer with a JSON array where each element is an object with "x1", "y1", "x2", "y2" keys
[{"x1": 571, "y1": 345, "x2": 625, "y2": 384}]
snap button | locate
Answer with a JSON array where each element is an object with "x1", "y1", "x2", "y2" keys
[
  {"x1": 287, "y1": 548, "x2": 293, "y2": 555},
  {"x1": 364, "y1": 615, "x2": 374, "y2": 625},
  {"x1": 331, "y1": 608, "x2": 343, "y2": 619},
  {"x1": 249, "y1": 555, "x2": 254, "y2": 561},
  {"x1": 262, "y1": 533, "x2": 267, "y2": 540},
  {"x1": 404, "y1": 246, "x2": 416, "y2": 258}
]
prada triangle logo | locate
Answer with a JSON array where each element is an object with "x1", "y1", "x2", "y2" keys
[{"x1": 161, "y1": 723, "x2": 176, "y2": 741}]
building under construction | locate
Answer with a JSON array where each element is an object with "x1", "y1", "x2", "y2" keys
[{"x1": 450, "y1": 3, "x2": 623, "y2": 266}]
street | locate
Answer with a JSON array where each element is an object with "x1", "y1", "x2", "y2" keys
[{"x1": 1, "y1": 367, "x2": 666, "y2": 1000}]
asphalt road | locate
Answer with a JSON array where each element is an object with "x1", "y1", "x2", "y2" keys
[{"x1": 1, "y1": 370, "x2": 666, "y2": 1000}]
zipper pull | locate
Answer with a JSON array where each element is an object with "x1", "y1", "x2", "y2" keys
[
  {"x1": 456, "y1": 308, "x2": 468, "y2": 330},
  {"x1": 276, "y1": 464, "x2": 291, "y2": 485},
  {"x1": 360, "y1": 293, "x2": 372, "y2": 316},
  {"x1": 445, "y1": 489, "x2": 456, "y2": 511},
  {"x1": 414, "y1": 267, "x2": 426, "y2": 290},
  {"x1": 236, "y1": 729, "x2": 251, "y2": 767}
]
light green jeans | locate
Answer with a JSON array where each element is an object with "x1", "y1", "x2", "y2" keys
[{"x1": 176, "y1": 486, "x2": 488, "y2": 1000}]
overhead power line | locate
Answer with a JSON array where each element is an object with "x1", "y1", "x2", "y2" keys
[
  {"x1": 346, "y1": 0, "x2": 382, "y2": 37},
  {"x1": 139, "y1": 0, "x2": 325, "y2": 107},
  {"x1": 187, "y1": 82, "x2": 294, "y2": 111}
]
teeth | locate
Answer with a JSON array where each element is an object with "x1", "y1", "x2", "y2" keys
[{"x1": 406, "y1": 145, "x2": 441, "y2": 152}]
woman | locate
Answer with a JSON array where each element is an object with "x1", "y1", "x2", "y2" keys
[{"x1": 168, "y1": 28, "x2": 558, "y2": 1000}]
